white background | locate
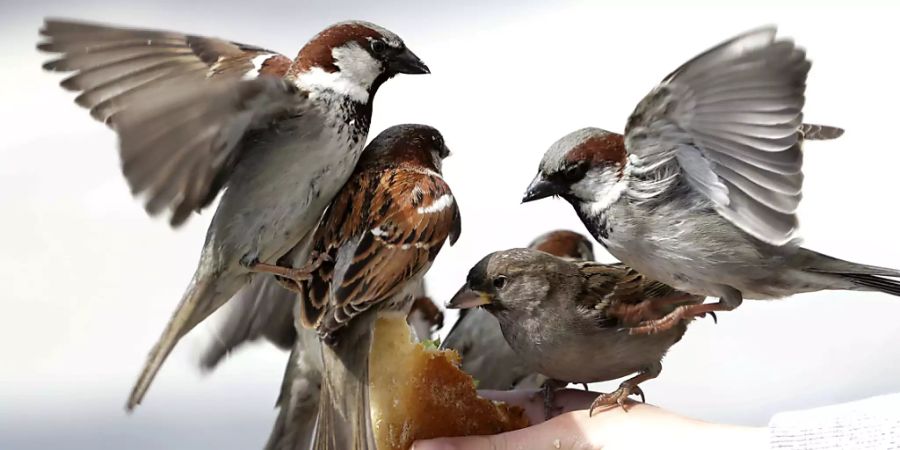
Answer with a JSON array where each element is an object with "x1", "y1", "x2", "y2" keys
[{"x1": 2, "y1": 1, "x2": 900, "y2": 448}]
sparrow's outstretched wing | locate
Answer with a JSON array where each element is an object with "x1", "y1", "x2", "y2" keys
[
  {"x1": 300, "y1": 168, "x2": 461, "y2": 338},
  {"x1": 624, "y1": 27, "x2": 827, "y2": 246},
  {"x1": 39, "y1": 19, "x2": 304, "y2": 225}
]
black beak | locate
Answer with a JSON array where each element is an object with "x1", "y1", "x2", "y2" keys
[
  {"x1": 522, "y1": 174, "x2": 564, "y2": 203},
  {"x1": 446, "y1": 284, "x2": 491, "y2": 309},
  {"x1": 389, "y1": 47, "x2": 430, "y2": 75}
]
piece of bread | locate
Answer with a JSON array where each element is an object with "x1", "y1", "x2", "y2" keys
[{"x1": 369, "y1": 314, "x2": 530, "y2": 450}]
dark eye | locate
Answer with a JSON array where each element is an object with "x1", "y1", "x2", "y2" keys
[
  {"x1": 493, "y1": 276, "x2": 508, "y2": 289},
  {"x1": 563, "y1": 163, "x2": 587, "y2": 182},
  {"x1": 371, "y1": 40, "x2": 387, "y2": 53}
]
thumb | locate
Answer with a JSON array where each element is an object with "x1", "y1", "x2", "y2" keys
[{"x1": 412, "y1": 412, "x2": 596, "y2": 450}]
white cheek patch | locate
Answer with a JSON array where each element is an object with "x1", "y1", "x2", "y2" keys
[
  {"x1": 295, "y1": 43, "x2": 381, "y2": 103},
  {"x1": 417, "y1": 194, "x2": 454, "y2": 214},
  {"x1": 571, "y1": 167, "x2": 627, "y2": 215}
]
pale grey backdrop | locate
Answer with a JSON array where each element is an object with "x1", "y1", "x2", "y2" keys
[{"x1": 2, "y1": 1, "x2": 900, "y2": 449}]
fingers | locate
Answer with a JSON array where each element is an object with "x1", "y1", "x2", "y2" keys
[{"x1": 412, "y1": 411, "x2": 599, "y2": 450}]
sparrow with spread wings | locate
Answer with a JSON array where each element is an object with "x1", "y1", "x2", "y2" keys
[
  {"x1": 39, "y1": 18, "x2": 429, "y2": 409},
  {"x1": 523, "y1": 27, "x2": 900, "y2": 333}
]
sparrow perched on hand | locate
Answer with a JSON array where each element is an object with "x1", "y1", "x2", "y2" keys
[
  {"x1": 523, "y1": 27, "x2": 900, "y2": 332},
  {"x1": 250, "y1": 124, "x2": 460, "y2": 449},
  {"x1": 39, "y1": 18, "x2": 429, "y2": 409},
  {"x1": 442, "y1": 230, "x2": 596, "y2": 391},
  {"x1": 448, "y1": 248, "x2": 703, "y2": 415}
]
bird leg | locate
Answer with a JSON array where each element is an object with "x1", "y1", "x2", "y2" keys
[
  {"x1": 531, "y1": 379, "x2": 568, "y2": 420},
  {"x1": 628, "y1": 288, "x2": 742, "y2": 335},
  {"x1": 589, "y1": 371, "x2": 655, "y2": 416},
  {"x1": 244, "y1": 251, "x2": 331, "y2": 283}
]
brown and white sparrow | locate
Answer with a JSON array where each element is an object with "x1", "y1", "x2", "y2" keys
[
  {"x1": 39, "y1": 18, "x2": 429, "y2": 409},
  {"x1": 442, "y1": 230, "x2": 595, "y2": 391},
  {"x1": 448, "y1": 248, "x2": 703, "y2": 415},
  {"x1": 251, "y1": 124, "x2": 460, "y2": 449},
  {"x1": 523, "y1": 26, "x2": 900, "y2": 333}
]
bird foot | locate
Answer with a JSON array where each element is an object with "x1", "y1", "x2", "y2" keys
[
  {"x1": 589, "y1": 384, "x2": 645, "y2": 416},
  {"x1": 244, "y1": 251, "x2": 331, "y2": 283},
  {"x1": 628, "y1": 303, "x2": 724, "y2": 335},
  {"x1": 534, "y1": 381, "x2": 565, "y2": 420}
]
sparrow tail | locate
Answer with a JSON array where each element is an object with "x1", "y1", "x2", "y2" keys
[
  {"x1": 126, "y1": 267, "x2": 243, "y2": 411},
  {"x1": 802, "y1": 250, "x2": 900, "y2": 297},
  {"x1": 800, "y1": 123, "x2": 844, "y2": 141},
  {"x1": 313, "y1": 312, "x2": 376, "y2": 450},
  {"x1": 265, "y1": 335, "x2": 322, "y2": 450}
]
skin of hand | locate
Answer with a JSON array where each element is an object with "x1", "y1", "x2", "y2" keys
[{"x1": 412, "y1": 389, "x2": 766, "y2": 450}]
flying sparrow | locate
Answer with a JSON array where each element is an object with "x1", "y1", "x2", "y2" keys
[
  {"x1": 448, "y1": 248, "x2": 703, "y2": 415},
  {"x1": 39, "y1": 18, "x2": 429, "y2": 409},
  {"x1": 442, "y1": 229, "x2": 596, "y2": 391},
  {"x1": 523, "y1": 27, "x2": 900, "y2": 333},
  {"x1": 250, "y1": 124, "x2": 460, "y2": 449}
]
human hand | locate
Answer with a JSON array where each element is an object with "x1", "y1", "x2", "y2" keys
[{"x1": 412, "y1": 388, "x2": 766, "y2": 450}]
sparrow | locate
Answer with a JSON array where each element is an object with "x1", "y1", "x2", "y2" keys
[
  {"x1": 39, "y1": 18, "x2": 429, "y2": 410},
  {"x1": 523, "y1": 26, "x2": 900, "y2": 333},
  {"x1": 441, "y1": 229, "x2": 596, "y2": 391},
  {"x1": 448, "y1": 248, "x2": 704, "y2": 415},
  {"x1": 250, "y1": 124, "x2": 461, "y2": 449}
]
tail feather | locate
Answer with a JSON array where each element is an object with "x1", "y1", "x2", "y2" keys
[
  {"x1": 839, "y1": 273, "x2": 900, "y2": 297},
  {"x1": 313, "y1": 313, "x2": 375, "y2": 450},
  {"x1": 801, "y1": 123, "x2": 844, "y2": 140},
  {"x1": 126, "y1": 270, "x2": 242, "y2": 411},
  {"x1": 265, "y1": 333, "x2": 322, "y2": 450},
  {"x1": 801, "y1": 249, "x2": 900, "y2": 297}
]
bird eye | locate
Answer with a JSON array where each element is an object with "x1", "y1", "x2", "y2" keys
[
  {"x1": 371, "y1": 40, "x2": 387, "y2": 53},
  {"x1": 493, "y1": 276, "x2": 508, "y2": 289},
  {"x1": 563, "y1": 163, "x2": 587, "y2": 182}
]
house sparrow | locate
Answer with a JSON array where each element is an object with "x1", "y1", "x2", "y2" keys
[
  {"x1": 39, "y1": 18, "x2": 429, "y2": 409},
  {"x1": 250, "y1": 124, "x2": 461, "y2": 449},
  {"x1": 523, "y1": 27, "x2": 900, "y2": 333},
  {"x1": 442, "y1": 230, "x2": 595, "y2": 391},
  {"x1": 448, "y1": 248, "x2": 703, "y2": 415}
]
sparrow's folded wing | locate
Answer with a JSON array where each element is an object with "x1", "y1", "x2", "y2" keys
[
  {"x1": 40, "y1": 19, "x2": 302, "y2": 225},
  {"x1": 624, "y1": 27, "x2": 811, "y2": 245},
  {"x1": 301, "y1": 169, "x2": 461, "y2": 337}
]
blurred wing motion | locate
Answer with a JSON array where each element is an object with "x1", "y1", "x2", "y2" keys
[
  {"x1": 39, "y1": 19, "x2": 302, "y2": 225},
  {"x1": 200, "y1": 275, "x2": 297, "y2": 370},
  {"x1": 625, "y1": 26, "x2": 821, "y2": 246}
]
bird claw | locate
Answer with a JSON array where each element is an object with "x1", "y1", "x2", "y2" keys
[
  {"x1": 537, "y1": 381, "x2": 564, "y2": 420},
  {"x1": 243, "y1": 251, "x2": 332, "y2": 283},
  {"x1": 588, "y1": 384, "x2": 644, "y2": 416}
]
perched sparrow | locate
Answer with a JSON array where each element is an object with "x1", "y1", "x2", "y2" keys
[
  {"x1": 448, "y1": 248, "x2": 703, "y2": 415},
  {"x1": 442, "y1": 229, "x2": 596, "y2": 390},
  {"x1": 39, "y1": 18, "x2": 429, "y2": 409},
  {"x1": 251, "y1": 124, "x2": 461, "y2": 449},
  {"x1": 523, "y1": 27, "x2": 900, "y2": 332}
]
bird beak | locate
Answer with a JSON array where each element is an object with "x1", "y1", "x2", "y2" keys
[
  {"x1": 390, "y1": 47, "x2": 430, "y2": 74},
  {"x1": 522, "y1": 174, "x2": 562, "y2": 203},
  {"x1": 447, "y1": 285, "x2": 492, "y2": 309}
]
